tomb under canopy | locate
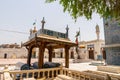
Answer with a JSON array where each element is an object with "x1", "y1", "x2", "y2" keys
[{"x1": 23, "y1": 18, "x2": 77, "y2": 68}]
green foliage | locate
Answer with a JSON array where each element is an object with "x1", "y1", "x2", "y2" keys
[{"x1": 46, "y1": 0, "x2": 120, "y2": 20}]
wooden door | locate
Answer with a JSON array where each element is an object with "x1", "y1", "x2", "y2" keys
[{"x1": 89, "y1": 49, "x2": 94, "y2": 59}]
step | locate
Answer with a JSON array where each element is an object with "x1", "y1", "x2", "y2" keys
[{"x1": 56, "y1": 75, "x2": 73, "y2": 80}]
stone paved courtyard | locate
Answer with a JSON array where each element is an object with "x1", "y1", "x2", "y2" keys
[{"x1": 0, "y1": 58, "x2": 98, "y2": 71}]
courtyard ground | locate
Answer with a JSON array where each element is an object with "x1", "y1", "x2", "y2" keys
[{"x1": 0, "y1": 58, "x2": 105, "y2": 80}]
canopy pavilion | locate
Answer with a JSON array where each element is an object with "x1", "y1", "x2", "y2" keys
[{"x1": 23, "y1": 18, "x2": 77, "y2": 69}]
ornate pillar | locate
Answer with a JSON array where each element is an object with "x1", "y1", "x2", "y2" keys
[
  {"x1": 65, "y1": 46, "x2": 70, "y2": 68},
  {"x1": 48, "y1": 46, "x2": 53, "y2": 62},
  {"x1": 38, "y1": 42, "x2": 46, "y2": 68}
]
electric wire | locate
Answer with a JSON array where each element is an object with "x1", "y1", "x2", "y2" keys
[{"x1": 0, "y1": 29, "x2": 29, "y2": 35}]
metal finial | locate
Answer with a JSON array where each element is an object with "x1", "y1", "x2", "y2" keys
[
  {"x1": 41, "y1": 17, "x2": 45, "y2": 30},
  {"x1": 66, "y1": 25, "x2": 69, "y2": 38},
  {"x1": 66, "y1": 25, "x2": 69, "y2": 30}
]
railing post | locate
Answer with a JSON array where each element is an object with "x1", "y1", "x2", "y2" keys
[
  {"x1": 60, "y1": 63, "x2": 63, "y2": 75},
  {"x1": 3, "y1": 65, "x2": 13, "y2": 80},
  {"x1": 52, "y1": 70, "x2": 54, "y2": 78},
  {"x1": 48, "y1": 71, "x2": 50, "y2": 78}
]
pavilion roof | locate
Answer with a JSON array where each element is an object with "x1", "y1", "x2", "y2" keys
[{"x1": 23, "y1": 34, "x2": 77, "y2": 49}]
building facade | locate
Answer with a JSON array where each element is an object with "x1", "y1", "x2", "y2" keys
[
  {"x1": 78, "y1": 24, "x2": 106, "y2": 60},
  {"x1": 0, "y1": 44, "x2": 27, "y2": 58},
  {"x1": 78, "y1": 39, "x2": 105, "y2": 60}
]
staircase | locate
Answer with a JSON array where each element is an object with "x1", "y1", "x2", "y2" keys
[{"x1": 54, "y1": 75, "x2": 74, "y2": 80}]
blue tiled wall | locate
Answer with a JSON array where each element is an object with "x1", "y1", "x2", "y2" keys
[{"x1": 104, "y1": 18, "x2": 120, "y2": 65}]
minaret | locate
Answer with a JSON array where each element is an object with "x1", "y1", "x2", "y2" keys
[
  {"x1": 66, "y1": 25, "x2": 69, "y2": 38},
  {"x1": 41, "y1": 17, "x2": 45, "y2": 32},
  {"x1": 95, "y1": 24, "x2": 101, "y2": 59},
  {"x1": 96, "y1": 24, "x2": 100, "y2": 40}
]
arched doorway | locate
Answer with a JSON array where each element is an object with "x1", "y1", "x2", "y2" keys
[
  {"x1": 60, "y1": 48, "x2": 63, "y2": 58},
  {"x1": 88, "y1": 48, "x2": 94, "y2": 59},
  {"x1": 52, "y1": 52, "x2": 55, "y2": 58},
  {"x1": 70, "y1": 51, "x2": 74, "y2": 59},
  {"x1": 102, "y1": 48, "x2": 106, "y2": 59},
  {"x1": 60, "y1": 52, "x2": 63, "y2": 58},
  {"x1": 4, "y1": 53, "x2": 7, "y2": 59}
]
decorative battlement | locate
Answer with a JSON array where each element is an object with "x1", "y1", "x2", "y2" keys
[{"x1": 29, "y1": 29, "x2": 67, "y2": 40}]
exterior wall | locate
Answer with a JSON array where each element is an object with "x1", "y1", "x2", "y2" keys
[
  {"x1": 79, "y1": 48, "x2": 88, "y2": 59},
  {"x1": 0, "y1": 41, "x2": 104, "y2": 60},
  {"x1": 0, "y1": 47, "x2": 27, "y2": 58},
  {"x1": 104, "y1": 17, "x2": 120, "y2": 65},
  {"x1": 42, "y1": 48, "x2": 77, "y2": 59},
  {"x1": 34, "y1": 48, "x2": 66, "y2": 58},
  {"x1": 33, "y1": 48, "x2": 49, "y2": 58}
]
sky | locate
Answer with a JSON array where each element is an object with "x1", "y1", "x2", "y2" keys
[{"x1": 0, "y1": 0, "x2": 104, "y2": 45}]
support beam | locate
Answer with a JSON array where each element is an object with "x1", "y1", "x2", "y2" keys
[
  {"x1": 65, "y1": 46, "x2": 70, "y2": 68},
  {"x1": 38, "y1": 42, "x2": 45, "y2": 69},
  {"x1": 27, "y1": 46, "x2": 32, "y2": 66},
  {"x1": 48, "y1": 46, "x2": 53, "y2": 62}
]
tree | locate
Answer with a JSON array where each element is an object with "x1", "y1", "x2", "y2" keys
[{"x1": 46, "y1": 0, "x2": 120, "y2": 20}]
